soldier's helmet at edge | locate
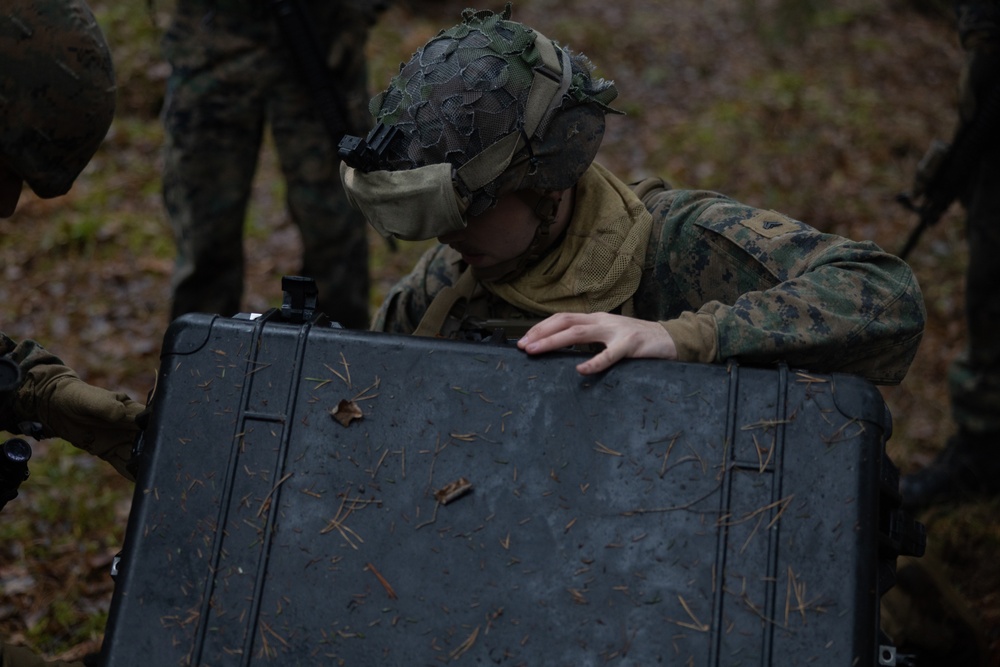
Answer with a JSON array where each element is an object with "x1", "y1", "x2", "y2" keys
[
  {"x1": 365, "y1": 3, "x2": 621, "y2": 217},
  {"x1": 0, "y1": 0, "x2": 116, "y2": 217}
]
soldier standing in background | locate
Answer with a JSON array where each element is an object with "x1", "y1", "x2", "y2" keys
[
  {"x1": 162, "y1": 0, "x2": 381, "y2": 328},
  {"x1": 901, "y1": 1, "x2": 1000, "y2": 509},
  {"x1": 882, "y1": 4, "x2": 1000, "y2": 664}
]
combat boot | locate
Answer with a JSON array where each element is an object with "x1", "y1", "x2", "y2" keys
[{"x1": 900, "y1": 429, "x2": 1000, "y2": 511}]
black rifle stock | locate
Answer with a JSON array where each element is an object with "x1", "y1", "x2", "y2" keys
[{"x1": 897, "y1": 79, "x2": 1000, "y2": 260}]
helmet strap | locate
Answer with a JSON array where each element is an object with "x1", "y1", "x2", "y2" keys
[{"x1": 471, "y1": 190, "x2": 563, "y2": 284}]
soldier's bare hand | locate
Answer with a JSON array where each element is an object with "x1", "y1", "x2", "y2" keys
[{"x1": 517, "y1": 312, "x2": 677, "y2": 375}]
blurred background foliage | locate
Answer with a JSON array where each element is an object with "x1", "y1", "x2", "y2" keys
[{"x1": 1, "y1": 0, "x2": 997, "y2": 662}]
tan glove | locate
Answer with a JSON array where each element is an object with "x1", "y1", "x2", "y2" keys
[{"x1": 15, "y1": 364, "x2": 143, "y2": 482}]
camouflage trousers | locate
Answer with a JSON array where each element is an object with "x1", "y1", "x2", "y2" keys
[
  {"x1": 162, "y1": 2, "x2": 371, "y2": 328},
  {"x1": 949, "y1": 143, "x2": 1000, "y2": 434}
]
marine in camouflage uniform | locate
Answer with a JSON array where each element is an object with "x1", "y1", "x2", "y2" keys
[
  {"x1": 162, "y1": 0, "x2": 378, "y2": 327},
  {"x1": 0, "y1": 0, "x2": 140, "y2": 479},
  {"x1": 346, "y1": 6, "x2": 924, "y2": 385},
  {"x1": 373, "y1": 180, "x2": 923, "y2": 383},
  {"x1": 2, "y1": 1, "x2": 142, "y2": 665},
  {"x1": 901, "y1": 0, "x2": 1000, "y2": 508}
]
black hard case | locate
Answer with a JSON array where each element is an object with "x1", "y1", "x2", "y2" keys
[{"x1": 102, "y1": 311, "x2": 894, "y2": 666}]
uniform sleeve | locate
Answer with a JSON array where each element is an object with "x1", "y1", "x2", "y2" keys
[
  {"x1": 645, "y1": 191, "x2": 925, "y2": 385},
  {"x1": 370, "y1": 244, "x2": 463, "y2": 334}
]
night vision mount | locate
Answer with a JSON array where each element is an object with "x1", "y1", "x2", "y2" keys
[{"x1": 338, "y1": 122, "x2": 400, "y2": 173}]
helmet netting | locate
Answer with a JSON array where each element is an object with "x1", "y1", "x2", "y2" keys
[{"x1": 368, "y1": 4, "x2": 619, "y2": 216}]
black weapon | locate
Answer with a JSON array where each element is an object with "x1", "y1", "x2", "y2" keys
[
  {"x1": 0, "y1": 437, "x2": 31, "y2": 512},
  {"x1": 0, "y1": 355, "x2": 18, "y2": 399},
  {"x1": 268, "y1": 0, "x2": 356, "y2": 143},
  {"x1": 267, "y1": 0, "x2": 387, "y2": 144},
  {"x1": 0, "y1": 356, "x2": 31, "y2": 511},
  {"x1": 338, "y1": 122, "x2": 400, "y2": 172},
  {"x1": 268, "y1": 0, "x2": 396, "y2": 250},
  {"x1": 896, "y1": 78, "x2": 1000, "y2": 260}
]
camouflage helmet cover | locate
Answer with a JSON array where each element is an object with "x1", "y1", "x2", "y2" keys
[
  {"x1": 0, "y1": 0, "x2": 116, "y2": 199},
  {"x1": 368, "y1": 3, "x2": 620, "y2": 216}
]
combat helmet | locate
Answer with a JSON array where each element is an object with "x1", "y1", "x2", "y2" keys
[
  {"x1": 339, "y1": 3, "x2": 620, "y2": 242},
  {"x1": 0, "y1": 0, "x2": 116, "y2": 203}
]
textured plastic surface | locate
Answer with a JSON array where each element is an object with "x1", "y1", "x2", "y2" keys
[{"x1": 102, "y1": 312, "x2": 889, "y2": 666}]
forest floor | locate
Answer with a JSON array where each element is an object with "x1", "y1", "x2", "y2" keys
[{"x1": 1, "y1": 0, "x2": 998, "y2": 663}]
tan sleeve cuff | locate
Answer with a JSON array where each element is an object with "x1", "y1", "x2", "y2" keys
[{"x1": 660, "y1": 312, "x2": 719, "y2": 363}]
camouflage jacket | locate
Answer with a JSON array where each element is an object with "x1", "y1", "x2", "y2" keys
[{"x1": 373, "y1": 180, "x2": 925, "y2": 385}]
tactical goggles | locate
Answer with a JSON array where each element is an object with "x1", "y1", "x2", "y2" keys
[
  {"x1": 339, "y1": 160, "x2": 468, "y2": 241},
  {"x1": 338, "y1": 31, "x2": 572, "y2": 242}
]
